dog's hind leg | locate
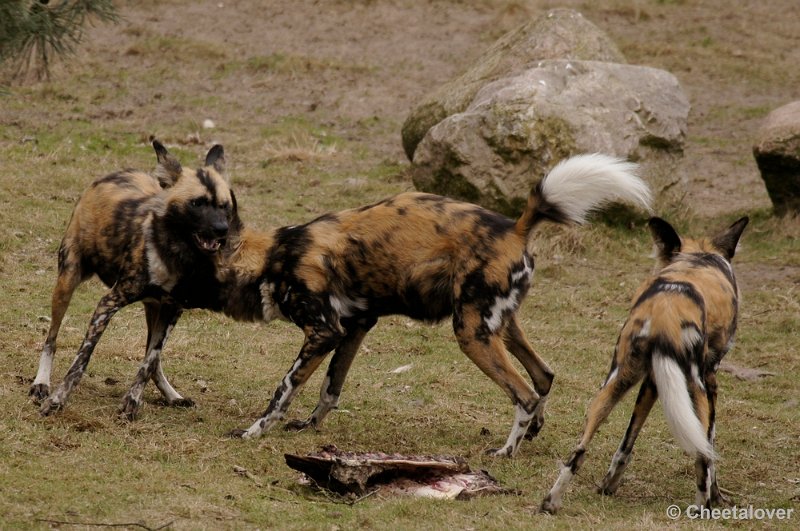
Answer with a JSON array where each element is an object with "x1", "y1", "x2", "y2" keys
[
  {"x1": 30, "y1": 262, "x2": 83, "y2": 402},
  {"x1": 598, "y1": 376, "x2": 658, "y2": 495},
  {"x1": 453, "y1": 307, "x2": 540, "y2": 458},
  {"x1": 704, "y1": 371, "x2": 729, "y2": 506},
  {"x1": 689, "y1": 378, "x2": 715, "y2": 509},
  {"x1": 504, "y1": 316, "x2": 555, "y2": 440},
  {"x1": 285, "y1": 317, "x2": 376, "y2": 432},
  {"x1": 40, "y1": 288, "x2": 131, "y2": 415},
  {"x1": 541, "y1": 361, "x2": 643, "y2": 514},
  {"x1": 119, "y1": 302, "x2": 184, "y2": 420}
]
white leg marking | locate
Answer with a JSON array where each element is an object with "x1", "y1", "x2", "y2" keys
[
  {"x1": 243, "y1": 358, "x2": 305, "y2": 439},
  {"x1": 544, "y1": 465, "x2": 574, "y2": 511},
  {"x1": 32, "y1": 343, "x2": 55, "y2": 388},
  {"x1": 603, "y1": 367, "x2": 619, "y2": 386},
  {"x1": 492, "y1": 403, "x2": 535, "y2": 457},
  {"x1": 152, "y1": 360, "x2": 183, "y2": 403}
]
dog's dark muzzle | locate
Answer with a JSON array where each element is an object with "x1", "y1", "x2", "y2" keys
[{"x1": 193, "y1": 220, "x2": 228, "y2": 254}]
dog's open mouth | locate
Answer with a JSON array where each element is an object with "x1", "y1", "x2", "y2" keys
[{"x1": 193, "y1": 233, "x2": 225, "y2": 253}]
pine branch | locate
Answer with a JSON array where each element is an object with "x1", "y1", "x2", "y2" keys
[{"x1": 0, "y1": 0, "x2": 119, "y2": 81}]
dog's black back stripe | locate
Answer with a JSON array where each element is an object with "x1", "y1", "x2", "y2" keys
[
  {"x1": 633, "y1": 278, "x2": 705, "y2": 311},
  {"x1": 686, "y1": 253, "x2": 736, "y2": 290},
  {"x1": 93, "y1": 171, "x2": 140, "y2": 189}
]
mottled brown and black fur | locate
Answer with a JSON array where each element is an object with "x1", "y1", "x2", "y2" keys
[
  {"x1": 542, "y1": 216, "x2": 749, "y2": 513},
  {"x1": 32, "y1": 141, "x2": 239, "y2": 418},
  {"x1": 213, "y1": 154, "x2": 651, "y2": 457}
]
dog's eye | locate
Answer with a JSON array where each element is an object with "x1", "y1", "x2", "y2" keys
[{"x1": 190, "y1": 198, "x2": 204, "y2": 208}]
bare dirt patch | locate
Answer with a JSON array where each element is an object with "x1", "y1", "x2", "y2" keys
[{"x1": 10, "y1": 0, "x2": 796, "y2": 218}]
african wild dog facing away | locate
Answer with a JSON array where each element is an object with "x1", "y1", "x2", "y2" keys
[
  {"x1": 32, "y1": 141, "x2": 238, "y2": 418},
  {"x1": 541, "y1": 216, "x2": 749, "y2": 513},
  {"x1": 216, "y1": 154, "x2": 652, "y2": 457}
]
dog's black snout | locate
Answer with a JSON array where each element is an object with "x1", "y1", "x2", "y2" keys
[{"x1": 212, "y1": 220, "x2": 229, "y2": 238}]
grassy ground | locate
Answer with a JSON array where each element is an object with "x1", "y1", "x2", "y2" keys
[{"x1": 1, "y1": 1, "x2": 798, "y2": 529}]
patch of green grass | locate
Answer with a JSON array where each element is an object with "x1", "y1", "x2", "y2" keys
[{"x1": 216, "y1": 53, "x2": 374, "y2": 79}]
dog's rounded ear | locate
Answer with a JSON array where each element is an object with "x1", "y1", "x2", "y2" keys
[
  {"x1": 152, "y1": 140, "x2": 182, "y2": 188},
  {"x1": 648, "y1": 217, "x2": 681, "y2": 262},
  {"x1": 205, "y1": 144, "x2": 226, "y2": 179},
  {"x1": 712, "y1": 216, "x2": 749, "y2": 260}
]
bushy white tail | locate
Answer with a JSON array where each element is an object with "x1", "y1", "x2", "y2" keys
[
  {"x1": 652, "y1": 354, "x2": 716, "y2": 460},
  {"x1": 540, "y1": 153, "x2": 652, "y2": 224}
]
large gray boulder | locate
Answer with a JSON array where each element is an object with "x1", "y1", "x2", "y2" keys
[
  {"x1": 753, "y1": 101, "x2": 800, "y2": 216},
  {"x1": 402, "y1": 8, "x2": 626, "y2": 161},
  {"x1": 411, "y1": 60, "x2": 690, "y2": 216}
]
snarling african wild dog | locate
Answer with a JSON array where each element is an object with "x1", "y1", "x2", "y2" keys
[
  {"x1": 214, "y1": 154, "x2": 651, "y2": 457},
  {"x1": 541, "y1": 216, "x2": 749, "y2": 513},
  {"x1": 32, "y1": 141, "x2": 239, "y2": 418}
]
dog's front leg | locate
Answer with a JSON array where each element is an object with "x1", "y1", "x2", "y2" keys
[
  {"x1": 231, "y1": 327, "x2": 342, "y2": 439},
  {"x1": 285, "y1": 318, "x2": 375, "y2": 432},
  {"x1": 40, "y1": 290, "x2": 128, "y2": 415},
  {"x1": 119, "y1": 303, "x2": 184, "y2": 420}
]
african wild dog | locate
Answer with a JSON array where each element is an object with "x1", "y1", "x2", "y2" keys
[
  {"x1": 541, "y1": 216, "x2": 749, "y2": 513},
  {"x1": 32, "y1": 141, "x2": 239, "y2": 418},
  {"x1": 212, "y1": 154, "x2": 651, "y2": 457}
]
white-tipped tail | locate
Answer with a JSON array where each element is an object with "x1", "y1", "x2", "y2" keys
[
  {"x1": 652, "y1": 354, "x2": 716, "y2": 460},
  {"x1": 540, "y1": 154, "x2": 652, "y2": 224}
]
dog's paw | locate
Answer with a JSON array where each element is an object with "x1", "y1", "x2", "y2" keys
[
  {"x1": 118, "y1": 396, "x2": 142, "y2": 421},
  {"x1": 539, "y1": 497, "x2": 559, "y2": 515},
  {"x1": 169, "y1": 397, "x2": 195, "y2": 409},
  {"x1": 597, "y1": 483, "x2": 617, "y2": 496},
  {"x1": 29, "y1": 384, "x2": 50, "y2": 403},
  {"x1": 227, "y1": 428, "x2": 248, "y2": 439},
  {"x1": 484, "y1": 446, "x2": 513, "y2": 458},
  {"x1": 284, "y1": 419, "x2": 313, "y2": 432},
  {"x1": 39, "y1": 397, "x2": 63, "y2": 416},
  {"x1": 711, "y1": 486, "x2": 733, "y2": 507}
]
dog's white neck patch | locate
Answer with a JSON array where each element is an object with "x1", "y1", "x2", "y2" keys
[
  {"x1": 330, "y1": 294, "x2": 368, "y2": 318},
  {"x1": 260, "y1": 282, "x2": 285, "y2": 323},
  {"x1": 144, "y1": 215, "x2": 177, "y2": 291}
]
